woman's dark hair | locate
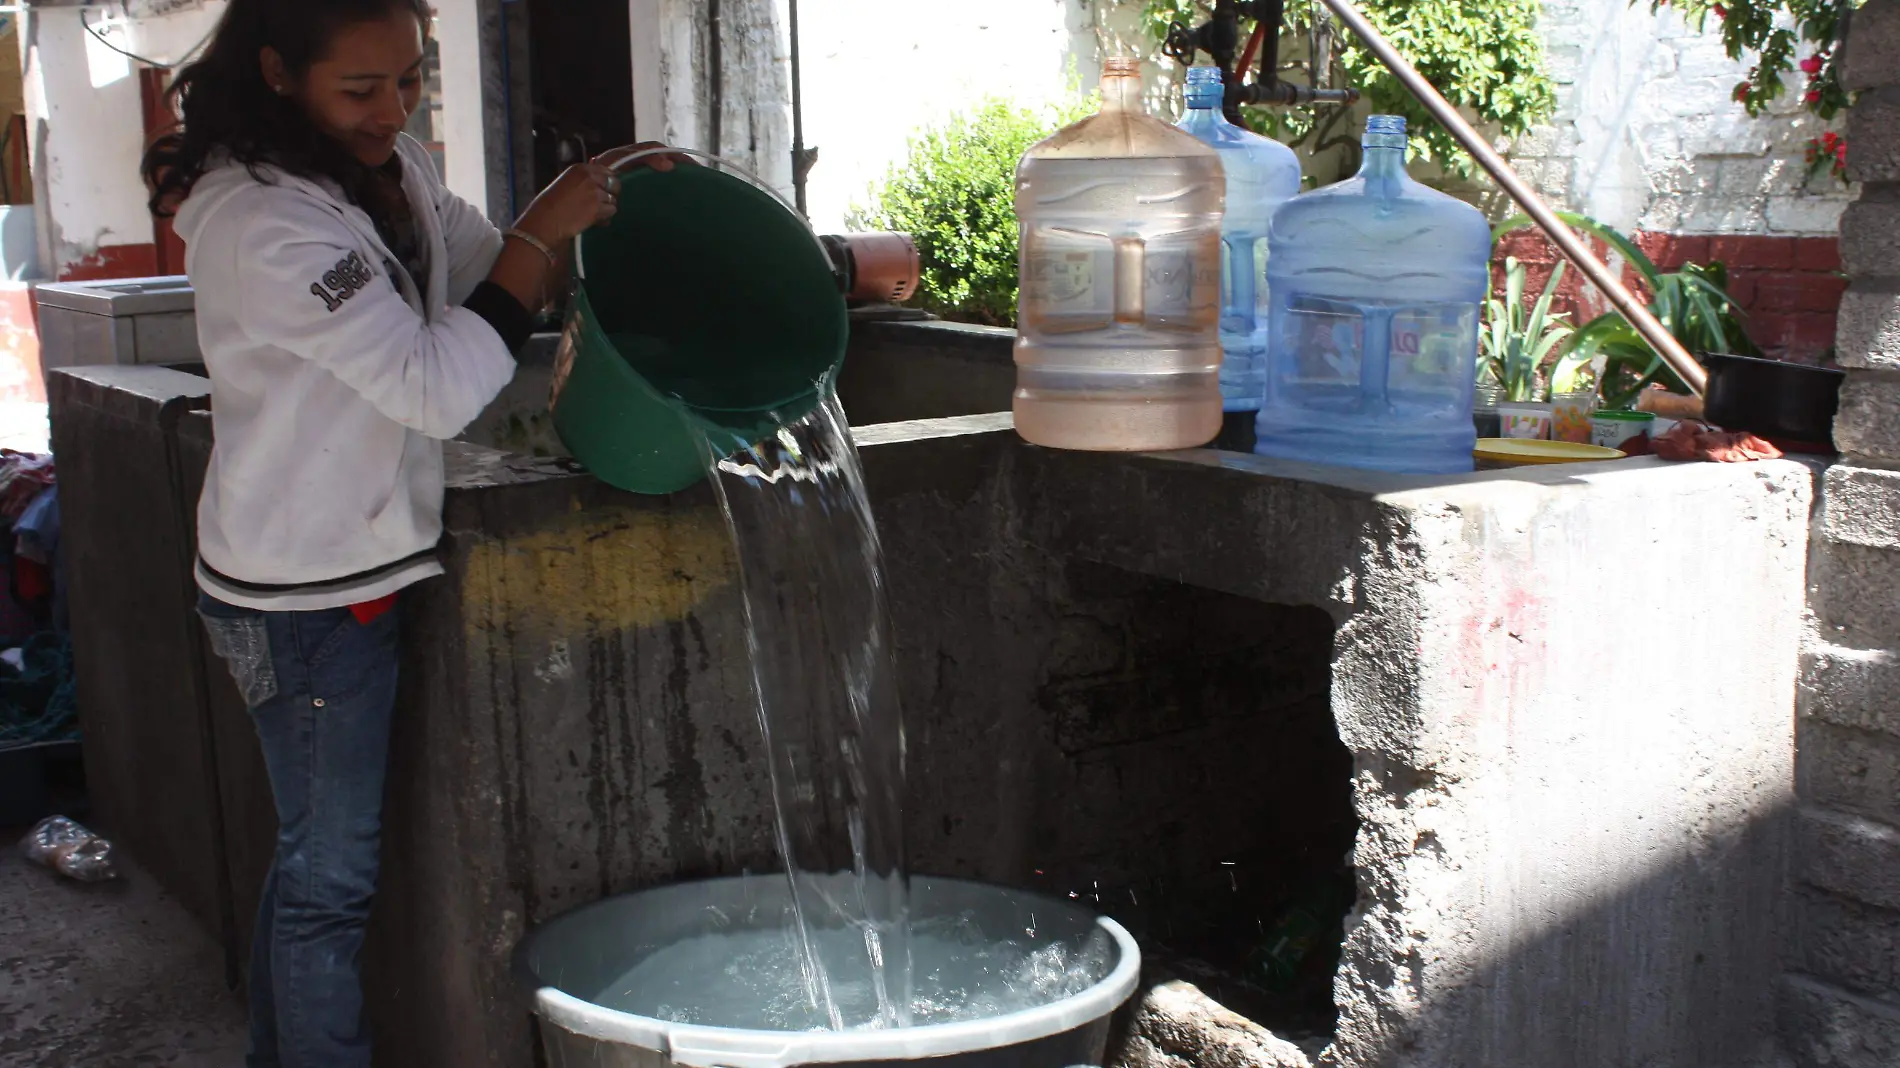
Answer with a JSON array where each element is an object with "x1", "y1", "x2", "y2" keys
[{"x1": 141, "y1": 0, "x2": 430, "y2": 217}]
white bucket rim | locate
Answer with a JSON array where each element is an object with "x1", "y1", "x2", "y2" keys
[{"x1": 531, "y1": 912, "x2": 1141, "y2": 1068}]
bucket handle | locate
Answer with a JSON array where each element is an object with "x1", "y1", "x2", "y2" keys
[{"x1": 573, "y1": 146, "x2": 828, "y2": 282}]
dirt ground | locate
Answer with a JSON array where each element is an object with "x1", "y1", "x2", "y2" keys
[{"x1": 0, "y1": 830, "x2": 248, "y2": 1067}]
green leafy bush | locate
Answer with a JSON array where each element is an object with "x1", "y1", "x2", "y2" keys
[{"x1": 849, "y1": 98, "x2": 1093, "y2": 326}]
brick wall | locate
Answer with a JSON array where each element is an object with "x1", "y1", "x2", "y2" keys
[
  {"x1": 1493, "y1": 230, "x2": 1847, "y2": 365},
  {"x1": 1783, "y1": 1, "x2": 1900, "y2": 1061}
]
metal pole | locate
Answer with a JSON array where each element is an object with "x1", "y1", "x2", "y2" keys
[
  {"x1": 788, "y1": 0, "x2": 810, "y2": 216},
  {"x1": 1316, "y1": 0, "x2": 1708, "y2": 396}
]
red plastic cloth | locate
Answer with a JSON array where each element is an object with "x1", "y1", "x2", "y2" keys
[
  {"x1": 1651, "y1": 421, "x2": 1785, "y2": 463},
  {"x1": 349, "y1": 594, "x2": 398, "y2": 626}
]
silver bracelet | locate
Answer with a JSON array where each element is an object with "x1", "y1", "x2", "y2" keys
[{"x1": 504, "y1": 227, "x2": 559, "y2": 268}]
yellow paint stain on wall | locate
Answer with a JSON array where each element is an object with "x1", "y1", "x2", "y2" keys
[{"x1": 460, "y1": 503, "x2": 736, "y2": 638}]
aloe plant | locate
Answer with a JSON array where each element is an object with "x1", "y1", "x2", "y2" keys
[
  {"x1": 1495, "y1": 211, "x2": 1760, "y2": 409},
  {"x1": 1479, "y1": 256, "x2": 1584, "y2": 402}
]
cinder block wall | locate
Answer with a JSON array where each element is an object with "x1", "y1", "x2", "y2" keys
[{"x1": 1783, "y1": 1, "x2": 1900, "y2": 1058}]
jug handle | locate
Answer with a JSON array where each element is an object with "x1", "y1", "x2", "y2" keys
[{"x1": 574, "y1": 147, "x2": 831, "y2": 281}]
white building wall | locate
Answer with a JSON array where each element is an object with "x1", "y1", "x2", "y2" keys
[
  {"x1": 21, "y1": 2, "x2": 225, "y2": 279},
  {"x1": 1513, "y1": 0, "x2": 1854, "y2": 236}
]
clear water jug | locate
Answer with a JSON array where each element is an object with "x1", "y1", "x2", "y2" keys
[
  {"x1": 1253, "y1": 115, "x2": 1491, "y2": 474},
  {"x1": 1176, "y1": 66, "x2": 1302, "y2": 413},
  {"x1": 1014, "y1": 58, "x2": 1225, "y2": 451}
]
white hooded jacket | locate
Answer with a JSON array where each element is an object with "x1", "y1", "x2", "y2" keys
[{"x1": 175, "y1": 133, "x2": 517, "y2": 611}]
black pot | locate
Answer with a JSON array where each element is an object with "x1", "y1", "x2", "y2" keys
[{"x1": 1701, "y1": 352, "x2": 1845, "y2": 447}]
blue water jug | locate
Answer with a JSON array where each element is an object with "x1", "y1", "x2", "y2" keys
[
  {"x1": 1253, "y1": 115, "x2": 1490, "y2": 474},
  {"x1": 1176, "y1": 66, "x2": 1302, "y2": 413}
]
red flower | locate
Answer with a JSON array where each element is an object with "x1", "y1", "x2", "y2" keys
[
  {"x1": 1734, "y1": 82, "x2": 1751, "y2": 102},
  {"x1": 1801, "y1": 55, "x2": 1824, "y2": 75},
  {"x1": 1806, "y1": 88, "x2": 1823, "y2": 104},
  {"x1": 1714, "y1": 4, "x2": 1727, "y2": 17}
]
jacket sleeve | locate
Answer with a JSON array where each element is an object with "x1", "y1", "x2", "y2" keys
[
  {"x1": 433, "y1": 177, "x2": 506, "y2": 307},
  {"x1": 231, "y1": 194, "x2": 516, "y2": 441}
]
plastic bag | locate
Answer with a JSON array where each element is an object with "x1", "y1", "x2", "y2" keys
[{"x1": 20, "y1": 815, "x2": 120, "y2": 882}]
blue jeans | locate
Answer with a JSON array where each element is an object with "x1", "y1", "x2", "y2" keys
[{"x1": 199, "y1": 593, "x2": 401, "y2": 1068}]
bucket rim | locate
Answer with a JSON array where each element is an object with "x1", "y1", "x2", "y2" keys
[{"x1": 520, "y1": 875, "x2": 1142, "y2": 1068}]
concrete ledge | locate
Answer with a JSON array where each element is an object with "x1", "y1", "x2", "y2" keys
[
  {"x1": 836, "y1": 319, "x2": 1015, "y2": 425},
  {"x1": 1779, "y1": 973, "x2": 1900, "y2": 1067},
  {"x1": 1801, "y1": 806, "x2": 1900, "y2": 911}
]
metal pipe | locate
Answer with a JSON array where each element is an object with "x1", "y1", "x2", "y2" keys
[
  {"x1": 1236, "y1": 81, "x2": 1357, "y2": 107},
  {"x1": 1316, "y1": 0, "x2": 1708, "y2": 396},
  {"x1": 707, "y1": 0, "x2": 722, "y2": 156},
  {"x1": 788, "y1": 0, "x2": 810, "y2": 216}
]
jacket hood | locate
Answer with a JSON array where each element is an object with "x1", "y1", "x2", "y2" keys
[
  {"x1": 174, "y1": 156, "x2": 325, "y2": 250},
  {"x1": 173, "y1": 135, "x2": 435, "y2": 252}
]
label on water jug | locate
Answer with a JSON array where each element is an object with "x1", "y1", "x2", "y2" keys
[{"x1": 1029, "y1": 252, "x2": 1096, "y2": 305}]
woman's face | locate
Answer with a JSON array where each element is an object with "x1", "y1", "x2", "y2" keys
[{"x1": 266, "y1": 11, "x2": 426, "y2": 167}]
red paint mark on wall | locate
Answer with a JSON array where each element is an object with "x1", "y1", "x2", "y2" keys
[
  {"x1": 1453, "y1": 583, "x2": 1550, "y2": 744},
  {"x1": 57, "y1": 243, "x2": 159, "y2": 283}
]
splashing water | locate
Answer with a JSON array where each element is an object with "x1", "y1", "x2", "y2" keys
[
  {"x1": 695, "y1": 392, "x2": 913, "y2": 1031},
  {"x1": 597, "y1": 912, "x2": 1116, "y2": 1031}
]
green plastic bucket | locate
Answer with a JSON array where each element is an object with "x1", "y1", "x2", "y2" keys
[{"x1": 549, "y1": 149, "x2": 848, "y2": 494}]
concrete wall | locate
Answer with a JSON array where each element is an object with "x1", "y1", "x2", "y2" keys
[
  {"x1": 55, "y1": 320, "x2": 1813, "y2": 1066},
  {"x1": 1782, "y1": 2, "x2": 1900, "y2": 1060}
]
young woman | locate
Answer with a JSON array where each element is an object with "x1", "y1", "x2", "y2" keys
[{"x1": 141, "y1": 3, "x2": 677, "y2": 1064}]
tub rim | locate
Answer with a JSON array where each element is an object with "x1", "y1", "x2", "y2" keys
[{"x1": 519, "y1": 874, "x2": 1143, "y2": 1068}]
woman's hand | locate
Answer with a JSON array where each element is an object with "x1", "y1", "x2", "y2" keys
[
  {"x1": 514, "y1": 161, "x2": 620, "y2": 247},
  {"x1": 513, "y1": 142, "x2": 692, "y2": 246}
]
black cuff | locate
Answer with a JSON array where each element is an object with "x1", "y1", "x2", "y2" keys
[{"x1": 462, "y1": 281, "x2": 535, "y2": 354}]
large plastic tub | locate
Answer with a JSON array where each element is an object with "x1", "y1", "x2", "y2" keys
[{"x1": 517, "y1": 874, "x2": 1141, "y2": 1068}]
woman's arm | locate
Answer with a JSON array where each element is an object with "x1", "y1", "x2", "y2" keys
[{"x1": 227, "y1": 193, "x2": 517, "y2": 440}]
